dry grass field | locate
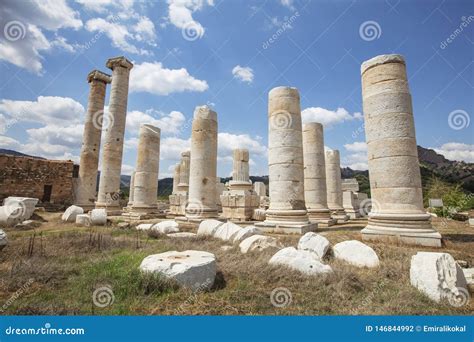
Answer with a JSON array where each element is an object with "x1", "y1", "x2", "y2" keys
[{"x1": 0, "y1": 212, "x2": 472, "y2": 315}]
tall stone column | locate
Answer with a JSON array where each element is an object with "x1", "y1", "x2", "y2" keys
[
  {"x1": 96, "y1": 56, "x2": 133, "y2": 213},
  {"x1": 75, "y1": 70, "x2": 111, "y2": 211},
  {"x1": 125, "y1": 171, "x2": 135, "y2": 211},
  {"x1": 130, "y1": 124, "x2": 161, "y2": 214},
  {"x1": 172, "y1": 164, "x2": 181, "y2": 194},
  {"x1": 325, "y1": 150, "x2": 348, "y2": 222},
  {"x1": 257, "y1": 86, "x2": 315, "y2": 233},
  {"x1": 229, "y1": 149, "x2": 252, "y2": 189},
  {"x1": 169, "y1": 151, "x2": 190, "y2": 216},
  {"x1": 221, "y1": 149, "x2": 259, "y2": 221},
  {"x1": 177, "y1": 151, "x2": 190, "y2": 192},
  {"x1": 360, "y1": 54, "x2": 441, "y2": 247},
  {"x1": 185, "y1": 106, "x2": 218, "y2": 219},
  {"x1": 302, "y1": 123, "x2": 336, "y2": 226}
]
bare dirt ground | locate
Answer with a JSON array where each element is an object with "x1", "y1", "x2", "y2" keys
[{"x1": 0, "y1": 212, "x2": 472, "y2": 315}]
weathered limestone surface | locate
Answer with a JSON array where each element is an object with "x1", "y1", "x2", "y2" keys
[
  {"x1": 257, "y1": 86, "x2": 315, "y2": 234},
  {"x1": 360, "y1": 54, "x2": 441, "y2": 247},
  {"x1": 186, "y1": 106, "x2": 218, "y2": 220},
  {"x1": 75, "y1": 70, "x2": 111, "y2": 210},
  {"x1": 342, "y1": 191, "x2": 362, "y2": 219},
  {"x1": 90, "y1": 208, "x2": 107, "y2": 225},
  {"x1": 0, "y1": 197, "x2": 38, "y2": 227},
  {"x1": 232, "y1": 226, "x2": 261, "y2": 243},
  {"x1": 130, "y1": 124, "x2": 161, "y2": 214},
  {"x1": 169, "y1": 151, "x2": 191, "y2": 216},
  {"x1": 62, "y1": 205, "x2": 84, "y2": 222},
  {"x1": 96, "y1": 57, "x2": 133, "y2": 212},
  {"x1": 221, "y1": 149, "x2": 259, "y2": 221},
  {"x1": 253, "y1": 182, "x2": 266, "y2": 197},
  {"x1": 325, "y1": 150, "x2": 349, "y2": 222},
  {"x1": 302, "y1": 123, "x2": 336, "y2": 226},
  {"x1": 139, "y1": 250, "x2": 216, "y2": 291},
  {"x1": 124, "y1": 171, "x2": 135, "y2": 212},
  {"x1": 75, "y1": 214, "x2": 91, "y2": 226},
  {"x1": 410, "y1": 252, "x2": 468, "y2": 302},
  {"x1": 152, "y1": 220, "x2": 179, "y2": 234},
  {"x1": 341, "y1": 178, "x2": 359, "y2": 192},
  {"x1": 197, "y1": 219, "x2": 224, "y2": 236},
  {"x1": 269, "y1": 247, "x2": 332, "y2": 275},
  {"x1": 333, "y1": 240, "x2": 379, "y2": 268},
  {"x1": 215, "y1": 178, "x2": 227, "y2": 211},
  {"x1": 297, "y1": 232, "x2": 330, "y2": 259},
  {"x1": 0, "y1": 229, "x2": 7, "y2": 250},
  {"x1": 213, "y1": 221, "x2": 243, "y2": 242},
  {"x1": 239, "y1": 234, "x2": 280, "y2": 253}
]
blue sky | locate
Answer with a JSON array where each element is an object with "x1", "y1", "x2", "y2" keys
[{"x1": 0, "y1": 0, "x2": 473, "y2": 179}]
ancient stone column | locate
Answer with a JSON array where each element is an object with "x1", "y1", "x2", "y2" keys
[
  {"x1": 177, "y1": 151, "x2": 190, "y2": 192},
  {"x1": 257, "y1": 86, "x2": 314, "y2": 233},
  {"x1": 325, "y1": 150, "x2": 348, "y2": 222},
  {"x1": 221, "y1": 149, "x2": 259, "y2": 221},
  {"x1": 130, "y1": 124, "x2": 161, "y2": 214},
  {"x1": 96, "y1": 56, "x2": 133, "y2": 213},
  {"x1": 126, "y1": 171, "x2": 135, "y2": 210},
  {"x1": 185, "y1": 106, "x2": 218, "y2": 219},
  {"x1": 302, "y1": 123, "x2": 336, "y2": 226},
  {"x1": 75, "y1": 70, "x2": 111, "y2": 211},
  {"x1": 360, "y1": 54, "x2": 441, "y2": 247},
  {"x1": 253, "y1": 182, "x2": 266, "y2": 197},
  {"x1": 172, "y1": 163, "x2": 181, "y2": 194},
  {"x1": 229, "y1": 149, "x2": 252, "y2": 190},
  {"x1": 170, "y1": 151, "x2": 191, "y2": 216}
]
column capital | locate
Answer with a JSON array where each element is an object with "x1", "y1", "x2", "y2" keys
[
  {"x1": 361, "y1": 54, "x2": 405, "y2": 75},
  {"x1": 106, "y1": 56, "x2": 134, "y2": 70},
  {"x1": 87, "y1": 70, "x2": 112, "y2": 84}
]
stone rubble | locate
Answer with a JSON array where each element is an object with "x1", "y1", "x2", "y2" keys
[{"x1": 332, "y1": 240, "x2": 380, "y2": 268}]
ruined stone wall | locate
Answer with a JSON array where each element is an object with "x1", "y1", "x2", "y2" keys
[{"x1": 0, "y1": 155, "x2": 75, "y2": 205}]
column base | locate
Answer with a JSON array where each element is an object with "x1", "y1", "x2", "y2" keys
[
  {"x1": 94, "y1": 202, "x2": 122, "y2": 216},
  {"x1": 257, "y1": 209, "x2": 316, "y2": 234},
  {"x1": 185, "y1": 208, "x2": 219, "y2": 221},
  {"x1": 329, "y1": 207, "x2": 349, "y2": 222},
  {"x1": 307, "y1": 209, "x2": 337, "y2": 226},
  {"x1": 344, "y1": 208, "x2": 362, "y2": 219},
  {"x1": 255, "y1": 221, "x2": 317, "y2": 234},
  {"x1": 361, "y1": 212, "x2": 442, "y2": 247}
]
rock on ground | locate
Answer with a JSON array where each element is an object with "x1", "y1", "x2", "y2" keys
[
  {"x1": 197, "y1": 219, "x2": 224, "y2": 236},
  {"x1": 232, "y1": 226, "x2": 261, "y2": 244},
  {"x1": 136, "y1": 223, "x2": 153, "y2": 230},
  {"x1": 269, "y1": 247, "x2": 333, "y2": 275},
  {"x1": 90, "y1": 209, "x2": 107, "y2": 226},
  {"x1": 297, "y1": 232, "x2": 330, "y2": 259},
  {"x1": 62, "y1": 205, "x2": 84, "y2": 222},
  {"x1": 0, "y1": 229, "x2": 7, "y2": 250},
  {"x1": 239, "y1": 235, "x2": 280, "y2": 254},
  {"x1": 213, "y1": 221, "x2": 242, "y2": 242},
  {"x1": 139, "y1": 250, "x2": 216, "y2": 291},
  {"x1": 15, "y1": 220, "x2": 41, "y2": 229},
  {"x1": 167, "y1": 232, "x2": 197, "y2": 238},
  {"x1": 333, "y1": 240, "x2": 380, "y2": 268},
  {"x1": 75, "y1": 214, "x2": 91, "y2": 226},
  {"x1": 0, "y1": 197, "x2": 39, "y2": 227},
  {"x1": 153, "y1": 220, "x2": 179, "y2": 234},
  {"x1": 410, "y1": 252, "x2": 469, "y2": 303}
]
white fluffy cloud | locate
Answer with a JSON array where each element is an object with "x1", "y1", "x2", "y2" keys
[
  {"x1": 232, "y1": 65, "x2": 254, "y2": 83},
  {"x1": 126, "y1": 109, "x2": 186, "y2": 136},
  {"x1": 0, "y1": 0, "x2": 82, "y2": 74},
  {"x1": 130, "y1": 62, "x2": 208, "y2": 95},
  {"x1": 302, "y1": 107, "x2": 362, "y2": 128},
  {"x1": 0, "y1": 135, "x2": 21, "y2": 150},
  {"x1": 0, "y1": 96, "x2": 85, "y2": 126},
  {"x1": 166, "y1": 0, "x2": 214, "y2": 38},
  {"x1": 342, "y1": 141, "x2": 368, "y2": 170},
  {"x1": 433, "y1": 142, "x2": 474, "y2": 163},
  {"x1": 218, "y1": 132, "x2": 267, "y2": 157}
]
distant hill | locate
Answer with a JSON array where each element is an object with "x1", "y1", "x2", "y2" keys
[{"x1": 0, "y1": 148, "x2": 45, "y2": 159}]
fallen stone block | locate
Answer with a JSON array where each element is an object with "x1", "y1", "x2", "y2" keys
[
  {"x1": 333, "y1": 240, "x2": 379, "y2": 268},
  {"x1": 15, "y1": 220, "x2": 41, "y2": 229},
  {"x1": 232, "y1": 225, "x2": 261, "y2": 244},
  {"x1": 269, "y1": 247, "x2": 333, "y2": 275},
  {"x1": 153, "y1": 220, "x2": 179, "y2": 234},
  {"x1": 90, "y1": 209, "x2": 107, "y2": 226},
  {"x1": 252, "y1": 208, "x2": 266, "y2": 221},
  {"x1": 0, "y1": 197, "x2": 39, "y2": 227},
  {"x1": 239, "y1": 235, "x2": 280, "y2": 254},
  {"x1": 136, "y1": 223, "x2": 154, "y2": 230},
  {"x1": 297, "y1": 232, "x2": 330, "y2": 259},
  {"x1": 139, "y1": 250, "x2": 216, "y2": 291},
  {"x1": 410, "y1": 252, "x2": 469, "y2": 303},
  {"x1": 167, "y1": 232, "x2": 197, "y2": 238},
  {"x1": 213, "y1": 221, "x2": 242, "y2": 242},
  {"x1": 197, "y1": 219, "x2": 224, "y2": 236},
  {"x1": 0, "y1": 229, "x2": 7, "y2": 250},
  {"x1": 62, "y1": 205, "x2": 84, "y2": 222},
  {"x1": 75, "y1": 214, "x2": 91, "y2": 226}
]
